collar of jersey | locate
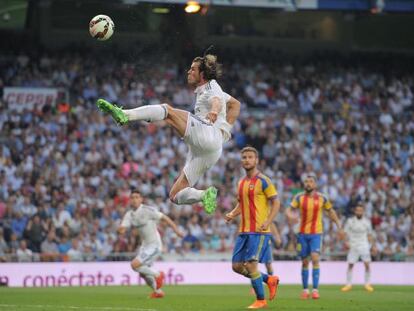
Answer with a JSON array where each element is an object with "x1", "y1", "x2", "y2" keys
[{"x1": 194, "y1": 80, "x2": 214, "y2": 94}]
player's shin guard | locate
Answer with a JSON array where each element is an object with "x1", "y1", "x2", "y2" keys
[
  {"x1": 123, "y1": 104, "x2": 167, "y2": 122},
  {"x1": 302, "y1": 268, "x2": 309, "y2": 289},
  {"x1": 312, "y1": 266, "x2": 320, "y2": 289},
  {"x1": 250, "y1": 272, "x2": 265, "y2": 300},
  {"x1": 174, "y1": 187, "x2": 204, "y2": 204}
]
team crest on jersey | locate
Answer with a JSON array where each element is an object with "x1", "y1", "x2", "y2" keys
[{"x1": 249, "y1": 184, "x2": 255, "y2": 190}]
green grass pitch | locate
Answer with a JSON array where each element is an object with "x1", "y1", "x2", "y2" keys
[{"x1": 0, "y1": 285, "x2": 413, "y2": 311}]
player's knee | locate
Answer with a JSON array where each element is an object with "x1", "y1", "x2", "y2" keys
[
  {"x1": 162, "y1": 103, "x2": 173, "y2": 117},
  {"x1": 131, "y1": 259, "x2": 141, "y2": 271},
  {"x1": 232, "y1": 263, "x2": 243, "y2": 274},
  {"x1": 168, "y1": 191, "x2": 177, "y2": 204}
]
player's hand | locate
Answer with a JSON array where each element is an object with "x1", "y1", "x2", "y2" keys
[
  {"x1": 175, "y1": 230, "x2": 185, "y2": 239},
  {"x1": 344, "y1": 242, "x2": 350, "y2": 250},
  {"x1": 224, "y1": 213, "x2": 234, "y2": 223},
  {"x1": 259, "y1": 220, "x2": 271, "y2": 232},
  {"x1": 337, "y1": 229, "x2": 346, "y2": 240},
  {"x1": 275, "y1": 236, "x2": 282, "y2": 248},
  {"x1": 371, "y1": 245, "x2": 378, "y2": 256},
  {"x1": 206, "y1": 111, "x2": 218, "y2": 123}
]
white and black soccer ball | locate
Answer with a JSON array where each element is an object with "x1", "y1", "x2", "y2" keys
[{"x1": 89, "y1": 15, "x2": 114, "y2": 41}]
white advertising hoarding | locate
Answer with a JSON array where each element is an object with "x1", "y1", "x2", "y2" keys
[
  {"x1": 0, "y1": 261, "x2": 413, "y2": 287},
  {"x1": 3, "y1": 87, "x2": 60, "y2": 111}
]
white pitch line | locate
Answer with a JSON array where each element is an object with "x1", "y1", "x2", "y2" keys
[{"x1": 0, "y1": 304, "x2": 157, "y2": 311}]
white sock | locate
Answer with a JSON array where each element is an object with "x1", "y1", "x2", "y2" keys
[
  {"x1": 123, "y1": 104, "x2": 167, "y2": 122},
  {"x1": 346, "y1": 267, "x2": 353, "y2": 285},
  {"x1": 141, "y1": 274, "x2": 157, "y2": 291},
  {"x1": 136, "y1": 265, "x2": 159, "y2": 278},
  {"x1": 175, "y1": 187, "x2": 204, "y2": 205},
  {"x1": 365, "y1": 270, "x2": 371, "y2": 285}
]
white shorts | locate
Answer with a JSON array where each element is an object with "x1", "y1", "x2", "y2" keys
[
  {"x1": 347, "y1": 247, "x2": 371, "y2": 264},
  {"x1": 135, "y1": 244, "x2": 161, "y2": 266},
  {"x1": 183, "y1": 114, "x2": 223, "y2": 187}
]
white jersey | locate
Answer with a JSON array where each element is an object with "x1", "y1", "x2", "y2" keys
[
  {"x1": 194, "y1": 79, "x2": 232, "y2": 141},
  {"x1": 344, "y1": 216, "x2": 372, "y2": 249},
  {"x1": 120, "y1": 204, "x2": 163, "y2": 248}
]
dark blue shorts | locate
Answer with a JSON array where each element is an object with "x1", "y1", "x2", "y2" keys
[
  {"x1": 232, "y1": 233, "x2": 271, "y2": 263},
  {"x1": 297, "y1": 233, "x2": 322, "y2": 258}
]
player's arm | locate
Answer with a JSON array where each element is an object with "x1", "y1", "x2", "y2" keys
[
  {"x1": 206, "y1": 96, "x2": 223, "y2": 123},
  {"x1": 117, "y1": 212, "x2": 131, "y2": 235},
  {"x1": 343, "y1": 220, "x2": 351, "y2": 249},
  {"x1": 259, "y1": 197, "x2": 280, "y2": 231},
  {"x1": 326, "y1": 208, "x2": 342, "y2": 230},
  {"x1": 270, "y1": 222, "x2": 282, "y2": 247},
  {"x1": 226, "y1": 96, "x2": 241, "y2": 125},
  {"x1": 225, "y1": 203, "x2": 241, "y2": 223},
  {"x1": 161, "y1": 214, "x2": 184, "y2": 238},
  {"x1": 285, "y1": 194, "x2": 300, "y2": 222}
]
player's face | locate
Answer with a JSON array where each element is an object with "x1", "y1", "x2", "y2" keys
[
  {"x1": 355, "y1": 206, "x2": 364, "y2": 219},
  {"x1": 187, "y1": 62, "x2": 201, "y2": 87},
  {"x1": 130, "y1": 192, "x2": 143, "y2": 209},
  {"x1": 304, "y1": 177, "x2": 316, "y2": 193},
  {"x1": 241, "y1": 151, "x2": 258, "y2": 171}
]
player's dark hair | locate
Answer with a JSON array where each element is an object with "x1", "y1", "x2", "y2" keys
[
  {"x1": 193, "y1": 47, "x2": 222, "y2": 81},
  {"x1": 241, "y1": 146, "x2": 259, "y2": 158},
  {"x1": 130, "y1": 188, "x2": 141, "y2": 196},
  {"x1": 306, "y1": 173, "x2": 318, "y2": 182},
  {"x1": 356, "y1": 202, "x2": 365, "y2": 209}
]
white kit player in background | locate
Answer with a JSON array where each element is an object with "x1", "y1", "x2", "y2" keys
[
  {"x1": 97, "y1": 46, "x2": 241, "y2": 215},
  {"x1": 341, "y1": 203, "x2": 376, "y2": 293},
  {"x1": 118, "y1": 189, "x2": 184, "y2": 298}
]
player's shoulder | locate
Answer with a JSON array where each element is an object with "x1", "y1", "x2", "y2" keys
[
  {"x1": 316, "y1": 191, "x2": 330, "y2": 201},
  {"x1": 257, "y1": 173, "x2": 276, "y2": 189},
  {"x1": 141, "y1": 204, "x2": 160, "y2": 213},
  {"x1": 257, "y1": 173, "x2": 273, "y2": 184},
  {"x1": 206, "y1": 79, "x2": 223, "y2": 92},
  {"x1": 294, "y1": 191, "x2": 305, "y2": 199}
]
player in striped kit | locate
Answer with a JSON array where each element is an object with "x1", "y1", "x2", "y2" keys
[
  {"x1": 96, "y1": 51, "x2": 240, "y2": 215},
  {"x1": 341, "y1": 203, "x2": 376, "y2": 292},
  {"x1": 226, "y1": 147, "x2": 280, "y2": 309},
  {"x1": 285, "y1": 174, "x2": 343, "y2": 300}
]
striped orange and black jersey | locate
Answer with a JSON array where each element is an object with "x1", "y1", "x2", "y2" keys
[
  {"x1": 238, "y1": 173, "x2": 278, "y2": 233},
  {"x1": 290, "y1": 191, "x2": 332, "y2": 234}
]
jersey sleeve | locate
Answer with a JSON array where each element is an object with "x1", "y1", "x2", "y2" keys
[
  {"x1": 223, "y1": 92, "x2": 231, "y2": 103},
  {"x1": 322, "y1": 194, "x2": 332, "y2": 210},
  {"x1": 366, "y1": 219, "x2": 373, "y2": 235},
  {"x1": 260, "y1": 176, "x2": 278, "y2": 199},
  {"x1": 290, "y1": 194, "x2": 300, "y2": 209},
  {"x1": 120, "y1": 211, "x2": 132, "y2": 228},
  {"x1": 147, "y1": 206, "x2": 164, "y2": 222},
  {"x1": 344, "y1": 219, "x2": 351, "y2": 235}
]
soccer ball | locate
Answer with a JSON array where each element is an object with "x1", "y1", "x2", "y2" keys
[{"x1": 89, "y1": 15, "x2": 114, "y2": 41}]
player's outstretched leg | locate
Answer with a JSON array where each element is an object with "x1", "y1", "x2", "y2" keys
[
  {"x1": 96, "y1": 99, "x2": 129, "y2": 125},
  {"x1": 201, "y1": 186, "x2": 218, "y2": 214}
]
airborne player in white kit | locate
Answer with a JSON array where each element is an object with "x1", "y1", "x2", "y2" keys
[
  {"x1": 118, "y1": 189, "x2": 184, "y2": 298},
  {"x1": 341, "y1": 204, "x2": 376, "y2": 292},
  {"x1": 97, "y1": 50, "x2": 240, "y2": 215}
]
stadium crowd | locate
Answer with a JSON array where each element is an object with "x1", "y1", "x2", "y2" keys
[{"x1": 0, "y1": 50, "x2": 413, "y2": 262}]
